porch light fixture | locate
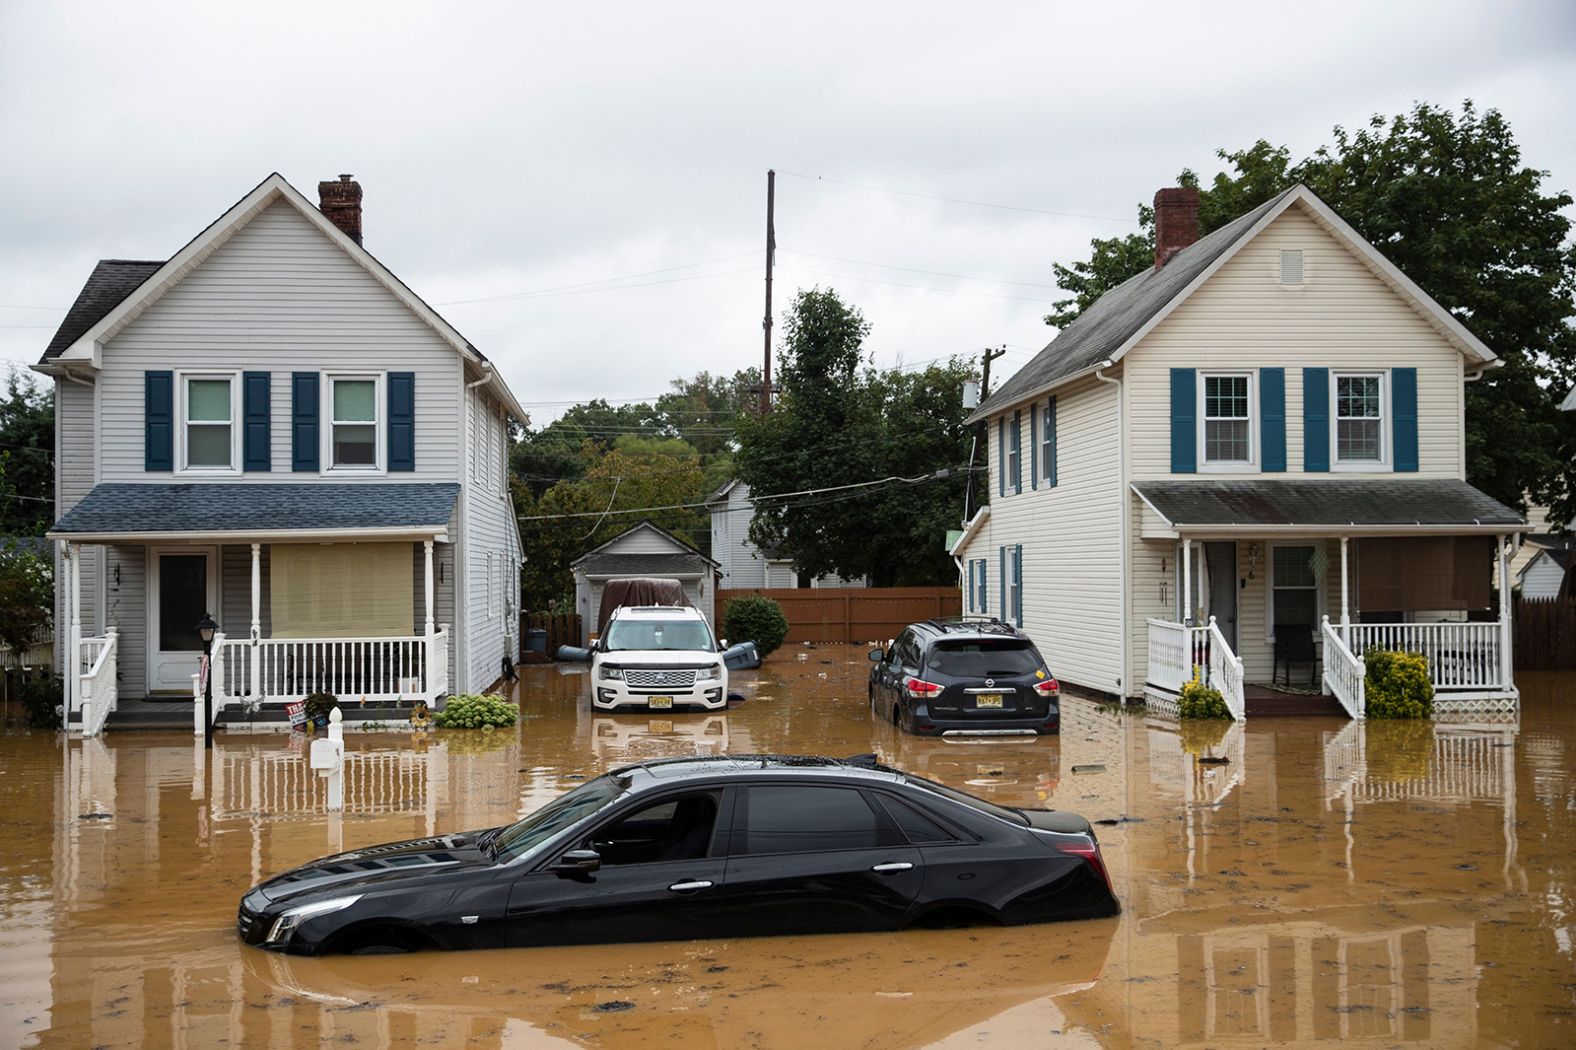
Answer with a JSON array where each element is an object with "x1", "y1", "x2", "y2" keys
[{"x1": 196, "y1": 613, "x2": 218, "y2": 646}]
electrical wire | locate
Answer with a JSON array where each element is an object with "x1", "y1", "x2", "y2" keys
[
  {"x1": 780, "y1": 249, "x2": 1058, "y2": 289},
  {"x1": 777, "y1": 265, "x2": 1057, "y2": 304},
  {"x1": 777, "y1": 170, "x2": 1136, "y2": 223},
  {"x1": 436, "y1": 252, "x2": 759, "y2": 306}
]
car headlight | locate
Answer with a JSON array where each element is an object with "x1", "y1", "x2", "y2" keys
[
  {"x1": 265, "y1": 894, "x2": 363, "y2": 945},
  {"x1": 696, "y1": 664, "x2": 724, "y2": 682},
  {"x1": 598, "y1": 665, "x2": 624, "y2": 681}
]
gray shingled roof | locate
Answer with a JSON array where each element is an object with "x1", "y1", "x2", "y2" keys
[
  {"x1": 971, "y1": 187, "x2": 1297, "y2": 422},
  {"x1": 39, "y1": 260, "x2": 164, "y2": 363},
  {"x1": 50, "y1": 483, "x2": 459, "y2": 537},
  {"x1": 1133, "y1": 479, "x2": 1524, "y2": 529},
  {"x1": 577, "y1": 552, "x2": 713, "y2": 577}
]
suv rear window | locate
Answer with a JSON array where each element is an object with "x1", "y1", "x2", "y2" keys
[{"x1": 924, "y1": 641, "x2": 1042, "y2": 677}]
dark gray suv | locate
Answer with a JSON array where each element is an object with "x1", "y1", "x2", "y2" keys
[{"x1": 868, "y1": 618, "x2": 1060, "y2": 737}]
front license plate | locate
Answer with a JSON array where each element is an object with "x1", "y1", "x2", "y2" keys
[
  {"x1": 648, "y1": 719, "x2": 674, "y2": 733},
  {"x1": 975, "y1": 694, "x2": 1004, "y2": 709},
  {"x1": 648, "y1": 696, "x2": 674, "y2": 710}
]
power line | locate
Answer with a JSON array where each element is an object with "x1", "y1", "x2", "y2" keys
[
  {"x1": 436, "y1": 252, "x2": 759, "y2": 306},
  {"x1": 777, "y1": 170, "x2": 1136, "y2": 223},
  {"x1": 780, "y1": 249, "x2": 1058, "y2": 290},
  {"x1": 778, "y1": 265, "x2": 1057, "y2": 304}
]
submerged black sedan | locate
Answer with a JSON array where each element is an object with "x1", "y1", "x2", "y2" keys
[{"x1": 237, "y1": 754, "x2": 1119, "y2": 955}]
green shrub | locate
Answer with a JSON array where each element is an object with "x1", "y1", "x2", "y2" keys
[
  {"x1": 433, "y1": 692, "x2": 518, "y2": 730},
  {"x1": 1177, "y1": 672, "x2": 1230, "y2": 720},
  {"x1": 722, "y1": 596, "x2": 790, "y2": 657},
  {"x1": 12, "y1": 673, "x2": 62, "y2": 729},
  {"x1": 1363, "y1": 648, "x2": 1434, "y2": 719},
  {"x1": 302, "y1": 692, "x2": 338, "y2": 723}
]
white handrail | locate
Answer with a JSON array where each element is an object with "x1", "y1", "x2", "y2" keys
[
  {"x1": 1146, "y1": 617, "x2": 1245, "y2": 721},
  {"x1": 1322, "y1": 616, "x2": 1365, "y2": 720},
  {"x1": 1346, "y1": 621, "x2": 1503, "y2": 692},
  {"x1": 1205, "y1": 616, "x2": 1246, "y2": 722},
  {"x1": 77, "y1": 628, "x2": 118, "y2": 738}
]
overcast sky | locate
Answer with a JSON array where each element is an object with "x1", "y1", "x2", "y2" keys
[{"x1": 2, "y1": 1, "x2": 1573, "y2": 423}]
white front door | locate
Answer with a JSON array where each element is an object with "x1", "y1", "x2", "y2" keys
[{"x1": 148, "y1": 547, "x2": 219, "y2": 694}]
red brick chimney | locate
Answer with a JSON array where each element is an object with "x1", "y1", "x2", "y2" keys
[
  {"x1": 1153, "y1": 187, "x2": 1199, "y2": 269},
  {"x1": 318, "y1": 174, "x2": 363, "y2": 245}
]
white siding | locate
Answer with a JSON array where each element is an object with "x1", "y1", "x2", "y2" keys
[
  {"x1": 1520, "y1": 553, "x2": 1567, "y2": 600},
  {"x1": 711, "y1": 481, "x2": 864, "y2": 589},
  {"x1": 95, "y1": 200, "x2": 461, "y2": 483},
  {"x1": 54, "y1": 379, "x2": 100, "y2": 665},
  {"x1": 461, "y1": 386, "x2": 518, "y2": 693},
  {"x1": 1125, "y1": 204, "x2": 1467, "y2": 481},
  {"x1": 981, "y1": 376, "x2": 1125, "y2": 694}
]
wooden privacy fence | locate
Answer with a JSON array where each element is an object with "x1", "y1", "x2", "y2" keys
[
  {"x1": 717, "y1": 587, "x2": 961, "y2": 645},
  {"x1": 1515, "y1": 597, "x2": 1575, "y2": 671},
  {"x1": 520, "y1": 612, "x2": 583, "y2": 658}
]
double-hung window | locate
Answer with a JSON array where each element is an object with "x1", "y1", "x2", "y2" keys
[
  {"x1": 179, "y1": 373, "x2": 240, "y2": 473},
  {"x1": 1007, "y1": 414, "x2": 1022, "y2": 493},
  {"x1": 1270, "y1": 545, "x2": 1319, "y2": 640},
  {"x1": 326, "y1": 374, "x2": 382, "y2": 471},
  {"x1": 1040, "y1": 399, "x2": 1056, "y2": 485},
  {"x1": 1199, "y1": 372, "x2": 1254, "y2": 468},
  {"x1": 1333, "y1": 372, "x2": 1385, "y2": 467}
]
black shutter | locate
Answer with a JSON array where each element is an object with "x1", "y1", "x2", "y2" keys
[
  {"x1": 144, "y1": 371, "x2": 173, "y2": 472},
  {"x1": 291, "y1": 372, "x2": 319, "y2": 472},
  {"x1": 243, "y1": 372, "x2": 271, "y2": 471}
]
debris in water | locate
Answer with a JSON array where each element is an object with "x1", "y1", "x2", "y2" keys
[
  {"x1": 1196, "y1": 755, "x2": 1230, "y2": 765},
  {"x1": 593, "y1": 1001, "x2": 635, "y2": 1013},
  {"x1": 78, "y1": 813, "x2": 113, "y2": 821},
  {"x1": 1072, "y1": 764, "x2": 1105, "y2": 774}
]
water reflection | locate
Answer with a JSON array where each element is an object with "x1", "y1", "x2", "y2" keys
[{"x1": 3, "y1": 661, "x2": 1573, "y2": 1047}]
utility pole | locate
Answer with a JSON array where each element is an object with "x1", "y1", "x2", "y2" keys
[
  {"x1": 980, "y1": 344, "x2": 1006, "y2": 400},
  {"x1": 964, "y1": 346, "x2": 1007, "y2": 523},
  {"x1": 761, "y1": 169, "x2": 776, "y2": 414}
]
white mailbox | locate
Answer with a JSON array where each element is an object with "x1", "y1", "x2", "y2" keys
[{"x1": 310, "y1": 737, "x2": 343, "y2": 778}]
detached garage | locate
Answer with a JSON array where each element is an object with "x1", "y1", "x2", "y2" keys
[{"x1": 572, "y1": 521, "x2": 719, "y2": 644}]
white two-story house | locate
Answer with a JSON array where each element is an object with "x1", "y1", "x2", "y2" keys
[
  {"x1": 706, "y1": 479, "x2": 869, "y2": 589},
  {"x1": 953, "y1": 185, "x2": 1524, "y2": 720},
  {"x1": 35, "y1": 173, "x2": 525, "y2": 734}
]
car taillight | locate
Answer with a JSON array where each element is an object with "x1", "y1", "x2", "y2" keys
[
  {"x1": 903, "y1": 677, "x2": 943, "y2": 699},
  {"x1": 1033, "y1": 678, "x2": 1060, "y2": 697},
  {"x1": 1059, "y1": 840, "x2": 1112, "y2": 892}
]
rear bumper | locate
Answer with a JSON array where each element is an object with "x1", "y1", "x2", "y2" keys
[{"x1": 905, "y1": 701, "x2": 1059, "y2": 736}]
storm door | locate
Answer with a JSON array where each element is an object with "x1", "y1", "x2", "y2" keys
[
  {"x1": 147, "y1": 547, "x2": 219, "y2": 694},
  {"x1": 1203, "y1": 542, "x2": 1238, "y2": 651}
]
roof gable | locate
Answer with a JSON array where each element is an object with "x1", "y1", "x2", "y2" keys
[
  {"x1": 572, "y1": 520, "x2": 718, "y2": 566},
  {"x1": 973, "y1": 185, "x2": 1498, "y2": 421},
  {"x1": 39, "y1": 260, "x2": 163, "y2": 363}
]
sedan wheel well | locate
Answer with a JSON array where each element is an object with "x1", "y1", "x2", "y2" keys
[{"x1": 325, "y1": 922, "x2": 437, "y2": 956}]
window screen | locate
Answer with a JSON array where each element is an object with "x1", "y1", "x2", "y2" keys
[
  {"x1": 1203, "y1": 375, "x2": 1251, "y2": 463},
  {"x1": 1336, "y1": 374, "x2": 1383, "y2": 462},
  {"x1": 741, "y1": 786, "x2": 890, "y2": 855}
]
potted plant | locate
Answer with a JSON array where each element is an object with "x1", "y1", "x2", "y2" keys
[{"x1": 302, "y1": 691, "x2": 338, "y2": 729}]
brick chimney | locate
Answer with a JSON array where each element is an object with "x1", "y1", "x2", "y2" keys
[
  {"x1": 1153, "y1": 186, "x2": 1199, "y2": 269},
  {"x1": 318, "y1": 174, "x2": 363, "y2": 245}
]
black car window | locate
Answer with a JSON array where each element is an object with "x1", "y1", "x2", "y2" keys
[
  {"x1": 739, "y1": 786, "x2": 897, "y2": 855},
  {"x1": 924, "y1": 641, "x2": 1042, "y2": 678},
  {"x1": 493, "y1": 775, "x2": 626, "y2": 861},
  {"x1": 874, "y1": 794, "x2": 958, "y2": 844},
  {"x1": 588, "y1": 791, "x2": 720, "y2": 866},
  {"x1": 901, "y1": 774, "x2": 1030, "y2": 827}
]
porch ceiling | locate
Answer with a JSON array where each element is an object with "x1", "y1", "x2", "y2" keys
[
  {"x1": 1133, "y1": 478, "x2": 1523, "y2": 537},
  {"x1": 47, "y1": 482, "x2": 458, "y2": 543}
]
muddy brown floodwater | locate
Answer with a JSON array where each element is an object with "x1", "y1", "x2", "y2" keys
[{"x1": 1, "y1": 651, "x2": 1573, "y2": 1048}]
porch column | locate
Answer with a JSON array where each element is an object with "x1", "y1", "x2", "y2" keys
[
  {"x1": 1339, "y1": 536, "x2": 1351, "y2": 644},
  {"x1": 1181, "y1": 539, "x2": 1192, "y2": 625},
  {"x1": 423, "y1": 539, "x2": 435, "y2": 638},
  {"x1": 1498, "y1": 534, "x2": 1513, "y2": 689},
  {"x1": 249, "y1": 543, "x2": 262, "y2": 700}
]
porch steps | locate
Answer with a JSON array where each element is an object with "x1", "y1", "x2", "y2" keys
[
  {"x1": 67, "y1": 699, "x2": 196, "y2": 732},
  {"x1": 1243, "y1": 688, "x2": 1346, "y2": 718}
]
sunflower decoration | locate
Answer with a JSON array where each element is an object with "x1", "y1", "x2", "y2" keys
[{"x1": 410, "y1": 701, "x2": 432, "y2": 729}]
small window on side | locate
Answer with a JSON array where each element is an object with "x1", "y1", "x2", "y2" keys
[
  {"x1": 1280, "y1": 249, "x2": 1304, "y2": 285},
  {"x1": 876, "y1": 794, "x2": 957, "y2": 844}
]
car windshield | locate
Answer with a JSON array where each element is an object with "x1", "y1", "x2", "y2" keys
[
  {"x1": 490, "y1": 775, "x2": 627, "y2": 861},
  {"x1": 603, "y1": 617, "x2": 715, "y2": 652},
  {"x1": 925, "y1": 640, "x2": 1043, "y2": 678},
  {"x1": 901, "y1": 773, "x2": 1030, "y2": 827}
]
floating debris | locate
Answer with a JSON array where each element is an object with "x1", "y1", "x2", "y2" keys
[
  {"x1": 1196, "y1": 755, "x2": 1230, "y2": 765},
  {"x1": 592, "y1": 1001, "x2": 636, "y2": 1013},
  {"x1": 77, "y1": 813, "x2": 113, "y2": 821},
  {"x1": 1072, "y1": 764, "x2": 1105, "y2": 774}
]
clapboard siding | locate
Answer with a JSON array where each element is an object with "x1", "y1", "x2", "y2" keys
[
  {"x1": 712, "y1": 484, "x2": 766, "y2": 588},
  {"x1": 1126, "y1": 205, "x2": 1466, "y2": 481},
  {"x1": 463, "y1": 386, "x2": 518, "y2": 691},
  {"x1": 96, "y1": 200, "x2": 461, "y2": 482},
  {"x1": 54, "y1": 379, "x2": 99, "y2": 664},
  {"x1": 104, "y1": 544, "x2": 145, "y2": 692},
  {"x1": 971, "y1": 376, "x2": 1124, "y2": 694}
]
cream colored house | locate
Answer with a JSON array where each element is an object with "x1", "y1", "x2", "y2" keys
[{"x1": 954, "y1": 185, "x2": 1524, "y2": 719}]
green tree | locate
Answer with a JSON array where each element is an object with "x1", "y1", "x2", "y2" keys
[
  {"x1": 0, "y1": 368, "x2": 53, "y2": 536},
  {"x1": 734, "y1": 288, "x2": 976, "y2": 586},
  {"x1": 1043, "y1": 102, "x2": 1576, "y2": 524},
  {"x1": 0, "y1": 540, "x2": 51, "y2": 663}
]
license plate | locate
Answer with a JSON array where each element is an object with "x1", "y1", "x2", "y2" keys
[
  {"x1": 975, "y1": 694, "x2": 1004, "y2": 709},
  {"x1": 649, "y1": 719, "x2": 674, "y2": 733},
  {"x1": 648, "y1": 696, "x2": 674, "y2": 710}
]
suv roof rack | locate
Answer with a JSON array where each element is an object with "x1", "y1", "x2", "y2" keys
[
  {"x1": 608, "y1": 753, "x2": 899, "y2": 778},
  {"x1": 917, "y1": 616, "x2": 1022, "y2": 637}
]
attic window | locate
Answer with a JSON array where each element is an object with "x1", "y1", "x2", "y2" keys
[{"x1": 1279, "y1": 249, "x2": 1304, "y2": 285}]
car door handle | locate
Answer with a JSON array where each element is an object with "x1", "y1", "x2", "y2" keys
[
  {"x1": 668, "y1": 880, "x2": 713, "y2": 893},
  {"x1": 871, "y1": 862, "x2": 913, "y2": 873}
]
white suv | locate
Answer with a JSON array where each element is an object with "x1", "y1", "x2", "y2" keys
[{"x1": 591, "y1": 605, "x2": 729, "y2": 712}]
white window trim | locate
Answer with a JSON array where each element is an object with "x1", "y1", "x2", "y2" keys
[
  {"x1": 1197, "y1": 370, "x2": 1258, "y2": 472},
  {"x1": 175, "y1": 370, "x2": 242, "y2": 476},
  {"x1": 1330, "y1": 370, "x2": 1390, "y2": 472},
  {"x1": 1040, "y1": 400, "x2": 1054, "y2": 484},
  {"x1": 321, "y1": 372, "x2": 387, "y2": 475},
  {"x1": 1007, "y1": 418, "x2": 1022, "y2": 494},
  {"x1": 1008, "y1": 552, "x2": 1022, "y2": 627},
  {"x1": 1266, "y1": 542, "x2": 1325, "y2": 644}
]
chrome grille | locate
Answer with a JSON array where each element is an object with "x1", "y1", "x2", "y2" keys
[{"x1": 625, "y1": 668, "x2": 697, "y2": 689}]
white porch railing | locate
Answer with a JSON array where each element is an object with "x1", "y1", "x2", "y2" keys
[
  {"x1": 76, "y1": 628, "x2": 119, "y2": 737},
  {"x1": 1321, "y1": 617, "x2": 1365, "y2": 721},
  {"x1": 212, "y1": 629, "x2": 450, "y2": 709},
  {"x1": 1146, "y1": 617, "x2": 1245, "y2": 721},
  {"x1": 1345, "y1": 621, "x2": 1506, "y2": 693}
]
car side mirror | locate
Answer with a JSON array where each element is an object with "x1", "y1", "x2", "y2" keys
[
  {"x1": 719, "y1": 638, "x2": 728, "y2": 649},
  {"x1": 867, "y1": 647, "x2": 884, "y2": 663},
  {"x1": 555, "y1": 848, "x2": 601, "y2": 875}
]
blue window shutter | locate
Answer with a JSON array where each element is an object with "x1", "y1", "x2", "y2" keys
[
  {"x1": 1029, "y1": 403, "x2": 1039, "y2": 490},
  {"x1": 1012, "y1": 411, "x2": 1022, "y2": 493},
  {"x1": 1013, "y1": 544, "x2": 1023, "y2": 626},
  {"x1": 997, "y1": 418, "x2": 1006, "y2": 497},
  {"x1": 967, "y1": 560, "x2": 975, "y2": 611},
  {"x1": 1303, "y1": 367, "x2": 1329, "y2": 472},
  {"x1": 291, "y1": 372, "x2": 320, "y2": 472},
  {"x1": 1169, "y1": 368, "x2": 1196, "y2": 473},
  {"x1": 388, "y1": 371, "x2": 416, "y2": 472},
  {"x1": 1047, "y1": 396, "x2": 1059, "y2": 487},
  {"x1": 1260, "y1": 368, "x2": 1286, "y2": 472},
  {"x1": 144, "y1": 371, "x2": 173, "y2": 472},
  {"x1": 980, "y1": 559, "x2": 988, "y2": 613},
  {"x1": 1392, "y1": 368, "x2": 1418, "y2": 472},
  {"x1": 242, "y1": 371, "x2": 270, "y2": 471},
  {"x1": 998, "y1": 547, "x2": 1007, "y2": 620}
]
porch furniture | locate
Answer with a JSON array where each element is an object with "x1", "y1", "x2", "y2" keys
[{"x1": 1273, "y1": 624, "x2": 1317, "y2": 687}]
